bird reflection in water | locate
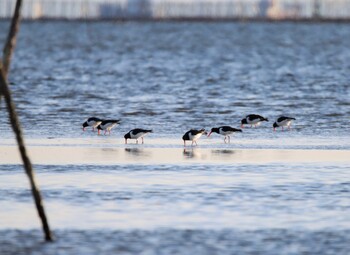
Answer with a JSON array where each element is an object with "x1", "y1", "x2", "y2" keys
[
  {"x1": 183, "y1": 148, "x2": 202, "y2": 159},
  {"x1": 101, "y1": 148, "x2": 117, "y2": 152},
  {"x1": 211, "y1": 149, "x2": 235, "y2": 156},
  {"x1": 124, "y1": 148, "x2": 151, "y2": 157}
]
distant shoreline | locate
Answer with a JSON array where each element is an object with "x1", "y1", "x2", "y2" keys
[{"x1": 1, "y1": 17, "x2": 350, "y2": 23}]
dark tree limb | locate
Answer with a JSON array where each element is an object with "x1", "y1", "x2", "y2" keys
[
  {"x1": 2, "y1": 0, "x2": 22, "y2": 79},
  {"x1": 0, "y1": 64, "x2": 53, "y2": 242},
  {"x1": 0, "y1": 0, "x2": 53, "y2": 242}
]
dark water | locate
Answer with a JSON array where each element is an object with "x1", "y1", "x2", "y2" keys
[
  {"x1": 1, "y1": 21, "x2": 350, "y2": 254},
  {"x1": 1, "y1": 163, "x2": 350, "y2": 254},
  {"x1": 1, "y1": 229, "x2": 349, "y2": 255},
  {"x1": 0, "y1": 21, "x2": 350, "y2": 139}
]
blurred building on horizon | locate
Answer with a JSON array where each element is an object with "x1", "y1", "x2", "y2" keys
[{"x1": 0, "y1": 0, "x2": 350, "y2": 20}]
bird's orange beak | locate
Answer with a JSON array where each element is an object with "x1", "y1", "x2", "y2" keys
[{"x1": 207, "y1": 131, "x2": 212, "y2": 137}]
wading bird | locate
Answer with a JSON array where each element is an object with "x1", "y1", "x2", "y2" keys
[
  {"x1": 273, "y1": 116, "x2": 296, "y2": 131},
  {"x1": 97, "y1": 119, "x2": 120, "y2": 135},
  {"x1": 208, "y1": 126, "x2": 242, "y2": 143},
  {"x1": 82, "y1": 117, "x2": 103, "y2": 132},
  {"x1": 182, "y1": 129, "x2": 206, "y2": 147},
  {"x1": 241, "y1": 114, "x2": 268, "y2": 128},
  {"x1": 124, "y1": 129, "x2": 152, "y2": 144}
]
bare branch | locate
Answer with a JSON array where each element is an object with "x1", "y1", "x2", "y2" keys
[
  {"x1": 2, "y1": 0, "x2": 22, "y2": 79},
  {"x1": 0, "y1": 0, "x2": 53, "y2": 242}
]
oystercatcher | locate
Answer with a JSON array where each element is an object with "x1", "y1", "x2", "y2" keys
[
  {"x1": 273, "y1": 116, "x2": 296, "y2": 131},
  {"x1": 82, "y1": 117, "x2": 103, "y2": 131},
  {"x1": 124, "y1": 129, "x2": 152, "y2": 144},
  {"x1": 208, "y1": 126, "x2": 242, "y2": 143},
  {"x1": 182, "y1": 129, "x2": 206, "y2": 147},
  {"x1": 97, "y1": 119, "x2": 120, "y2": 135},
  {"x1": 241, "y1": 114, "x2": 268, "y2": 128}
]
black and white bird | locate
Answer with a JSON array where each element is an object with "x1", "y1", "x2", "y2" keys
[
  {"x1": 82, "y1": 117, "x2": 103, "y2": 132},
  {"x1": 273, "y1": 116, "x2": 296, "y2": 131},
  {"x1": 124, "y1": 129, "x2": 152, "y2": 144},
  {"x1": 97, "y1": 119, "x2": 120, "y2": 135},
  {"x1": 182, "y1": 129, "x2": 206, "y2": 147},
  {"x1": 241, "y1": 114, "x2": 268, "y2": 128},
  {"x1": 208, "y1": 126, "x2": 242, "y2": 143}
]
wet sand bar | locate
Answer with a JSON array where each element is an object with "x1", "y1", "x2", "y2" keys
[{"x1": 1, "y1": 138, "x2": 349, "y2": 165}]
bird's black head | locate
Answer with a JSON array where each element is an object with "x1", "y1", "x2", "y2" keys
[
  {"x1": 241, "y1": 119, "x2": 248, "y2": 125},
  {"x1": 82, "y1": 121, "x2": 88, "y2": 128},
  {"x1": 273, "y1": 122, "x2": 278, "y2": 128},
  {"x1": 210, "y1": 127, "x2": 219, "y2": 134},
  {"x1": 124, "y1": 133, "x2": 131, "y2": 140},
  {"x1": 208, "y1": 127, "x2": 218, "y2": 137}
]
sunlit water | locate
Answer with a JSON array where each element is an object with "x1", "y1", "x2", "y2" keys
[{"x1": 0, "y1": 21, "x2": 350, "y2": 254}]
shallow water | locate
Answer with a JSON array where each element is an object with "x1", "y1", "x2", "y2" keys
[
  {"x1": 0, "y1": 21, "x2": 350, "y2": 254},
  {"x1": 0, "y1": 21, "x2": 349, "y2": 139}
]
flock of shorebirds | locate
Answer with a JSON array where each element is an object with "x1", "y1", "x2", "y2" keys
[{"x1": 82, "y1": 114, "x2": 296, "y2": 146}]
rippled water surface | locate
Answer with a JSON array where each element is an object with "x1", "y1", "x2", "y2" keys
[
  {"x1": 1, "y1": 163, "x2": 349, "y2": 254},
  {"x1": 0, "y1": 21, "x2": 350, "y2": 254},
  {"x1": 0, "y1": 21, "x2": 349, "y2": 138}
]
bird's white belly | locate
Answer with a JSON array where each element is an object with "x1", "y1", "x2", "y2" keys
[
  {"x1": 247, "y1": 118, "x2": 260, "y2": 124},
  {"x1": 130, "y1": 132, "x2": 147, "y2": 139},
  {"x1": 277, "y1": 120, "x2": 292, "y2": 127},
  {"x1": 219, "y1": 130, "x2": 233, "y2": 136},
  {"x1": 189, "y1": 133, "x2": 202, "y2": 141},
  {"x1": 103, "y1": 123, "x2": 117, "y2": 130},
  {"x1": 88, "y1": 120, "x2": 101, "y2": 127}
]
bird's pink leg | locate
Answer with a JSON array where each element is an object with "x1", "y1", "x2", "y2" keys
[
  {"x1": 83, "y1": 127, "x2": 85, "y2": 131},
  {"x1": 184, "y1": 141, "x2": 186, "y2": 147},
  {"x1": 142, "y1": 137, "x2": 144, "y2": 144},
  {"x1": 136, "y1": 139, "x2": 138, "y2": 144},
  {"x1": 98, "y1": 129, "x2": 100, "y2": 135},
  {"x1": 282, "y1": 126, "x2": 284, "y2": 131},
  {"x1": 224, "y1": 137, "x2": 227, "y2": 143}
]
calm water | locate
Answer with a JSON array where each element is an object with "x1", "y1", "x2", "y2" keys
[
  {"x1": 1, "y1": 21, "x2": 350, "y2": 254},
  {"x1": 1, "y1": 163, "x2": 349, "y2": 254}
]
